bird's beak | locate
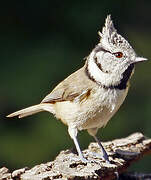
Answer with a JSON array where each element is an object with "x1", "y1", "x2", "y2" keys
[{"x1": 134, "y1": 57, "x2": 148, "y2": 63}]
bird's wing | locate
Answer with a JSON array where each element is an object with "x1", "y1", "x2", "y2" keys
[{"x1": 41, "y1": 66, "x2": 95, "y2": 103}]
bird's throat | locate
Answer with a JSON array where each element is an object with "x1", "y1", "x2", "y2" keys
[
  {"x1": 113, "y1": 64, "x2": 134, "y2": 90},
  {"x1": 85, "y1": 61, "x2": 134, "y2": 90}
]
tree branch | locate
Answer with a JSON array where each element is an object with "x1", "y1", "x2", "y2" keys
[{"x1": 1, "y1": 132, "x2": 151, "y2": 180}]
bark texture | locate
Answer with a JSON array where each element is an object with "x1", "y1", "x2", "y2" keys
[{"x1": 0, "y1": 132, "x2": 151, "y2": 180}]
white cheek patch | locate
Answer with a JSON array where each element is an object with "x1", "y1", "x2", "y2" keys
[
  {"x1": 87, "y1": 50, "x2": 125, "y2": 87},
  {"x1": 96, "y1": 52, "x2": 114, "y2": 72},
  {"x1": 88, "y1": 51, "x2": 115, "y2": 85},
  {"x1": 88, "y1": 52, "x2": 105, "y2": 83},
  {"x1": 95, "y1": 51, "x2": 104, "y2": 63}
]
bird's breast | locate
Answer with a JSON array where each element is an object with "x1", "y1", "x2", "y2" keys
[
  {"x1": 80, "y1": 86, "x2": 129, "y2": 130},
  {"x1": 54, "y1": 86, "x2": 129, "y2": 130}
]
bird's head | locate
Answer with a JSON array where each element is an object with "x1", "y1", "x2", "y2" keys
[{"x1": 87, "y1": 15, "x2": 147, "y2": 89}]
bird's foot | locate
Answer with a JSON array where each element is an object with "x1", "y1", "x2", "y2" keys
[
  {"x1": 89, "y1": 152, "x2": 110, "y2": 163},
  {"x1": 69, "y1": 155, "x2": 90, "y2": 164}
]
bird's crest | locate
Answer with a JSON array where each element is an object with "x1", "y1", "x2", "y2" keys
[{"x1": 98, "y1": 15, "x2": 133, "y2": 51}]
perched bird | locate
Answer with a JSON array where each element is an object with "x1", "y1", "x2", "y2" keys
[{"x1": 7, "y1": 15, "x2": 147, "y2": 163}]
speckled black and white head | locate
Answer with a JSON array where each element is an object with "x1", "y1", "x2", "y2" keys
[{"x1": 86, "y1": 15, "x2": 147, "y2": 90}]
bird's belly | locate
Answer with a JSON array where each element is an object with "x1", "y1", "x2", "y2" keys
[
  {"x1": 80, "y1": 88, "x2": 128, "y2": 130},
  {"x1": 80, "y1": 106, "x2": 115, "y2": 130},
  {"x1": 54, "y1": 87, "x2": 128, "y2": 130}
]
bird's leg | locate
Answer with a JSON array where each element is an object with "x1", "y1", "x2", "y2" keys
[
  {"x1": 88, "y1": 129, "x2": 119, "y2": 178},
  {"x1": 93, "y1": 136, "x2": 110, "y2": 163},
  {"x1": 94, "y1": 136, "x2": 120, "y2": 179},
  {"x1": 87, "y1": 128, "x2": 110, "y2": 163},
  {"x1": 68, "y1": 126, "x2": 87, "y2": 163}
]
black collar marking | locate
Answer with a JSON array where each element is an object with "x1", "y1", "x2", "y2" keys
[
  {"x1": 85, "y1": 61, "x2": 134, "y2": 90},
  {"x1": 113, "y1": 63, "x2": 134, "y2": 90}
]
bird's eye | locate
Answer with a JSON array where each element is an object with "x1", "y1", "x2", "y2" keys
[{"x1": 113, "y1": 52, "x2": 123, "y2": 58}]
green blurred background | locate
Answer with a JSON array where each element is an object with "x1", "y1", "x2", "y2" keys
[{"x1": 1, "y1": 0, "x2": 151, "y2": 172}]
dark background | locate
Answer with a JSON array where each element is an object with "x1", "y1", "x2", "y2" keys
[{"x1": 1, "y1": 0, "x2": 151, "y2": 172}]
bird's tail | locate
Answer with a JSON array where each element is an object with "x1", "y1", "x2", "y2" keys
[{"x1": 7, "y1": 103, "x2": 55, "y2": 118}]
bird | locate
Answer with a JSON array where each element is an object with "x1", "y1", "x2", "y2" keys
[{"x1": 7, "y1": 15, "x2": 147, "y2": 163}]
